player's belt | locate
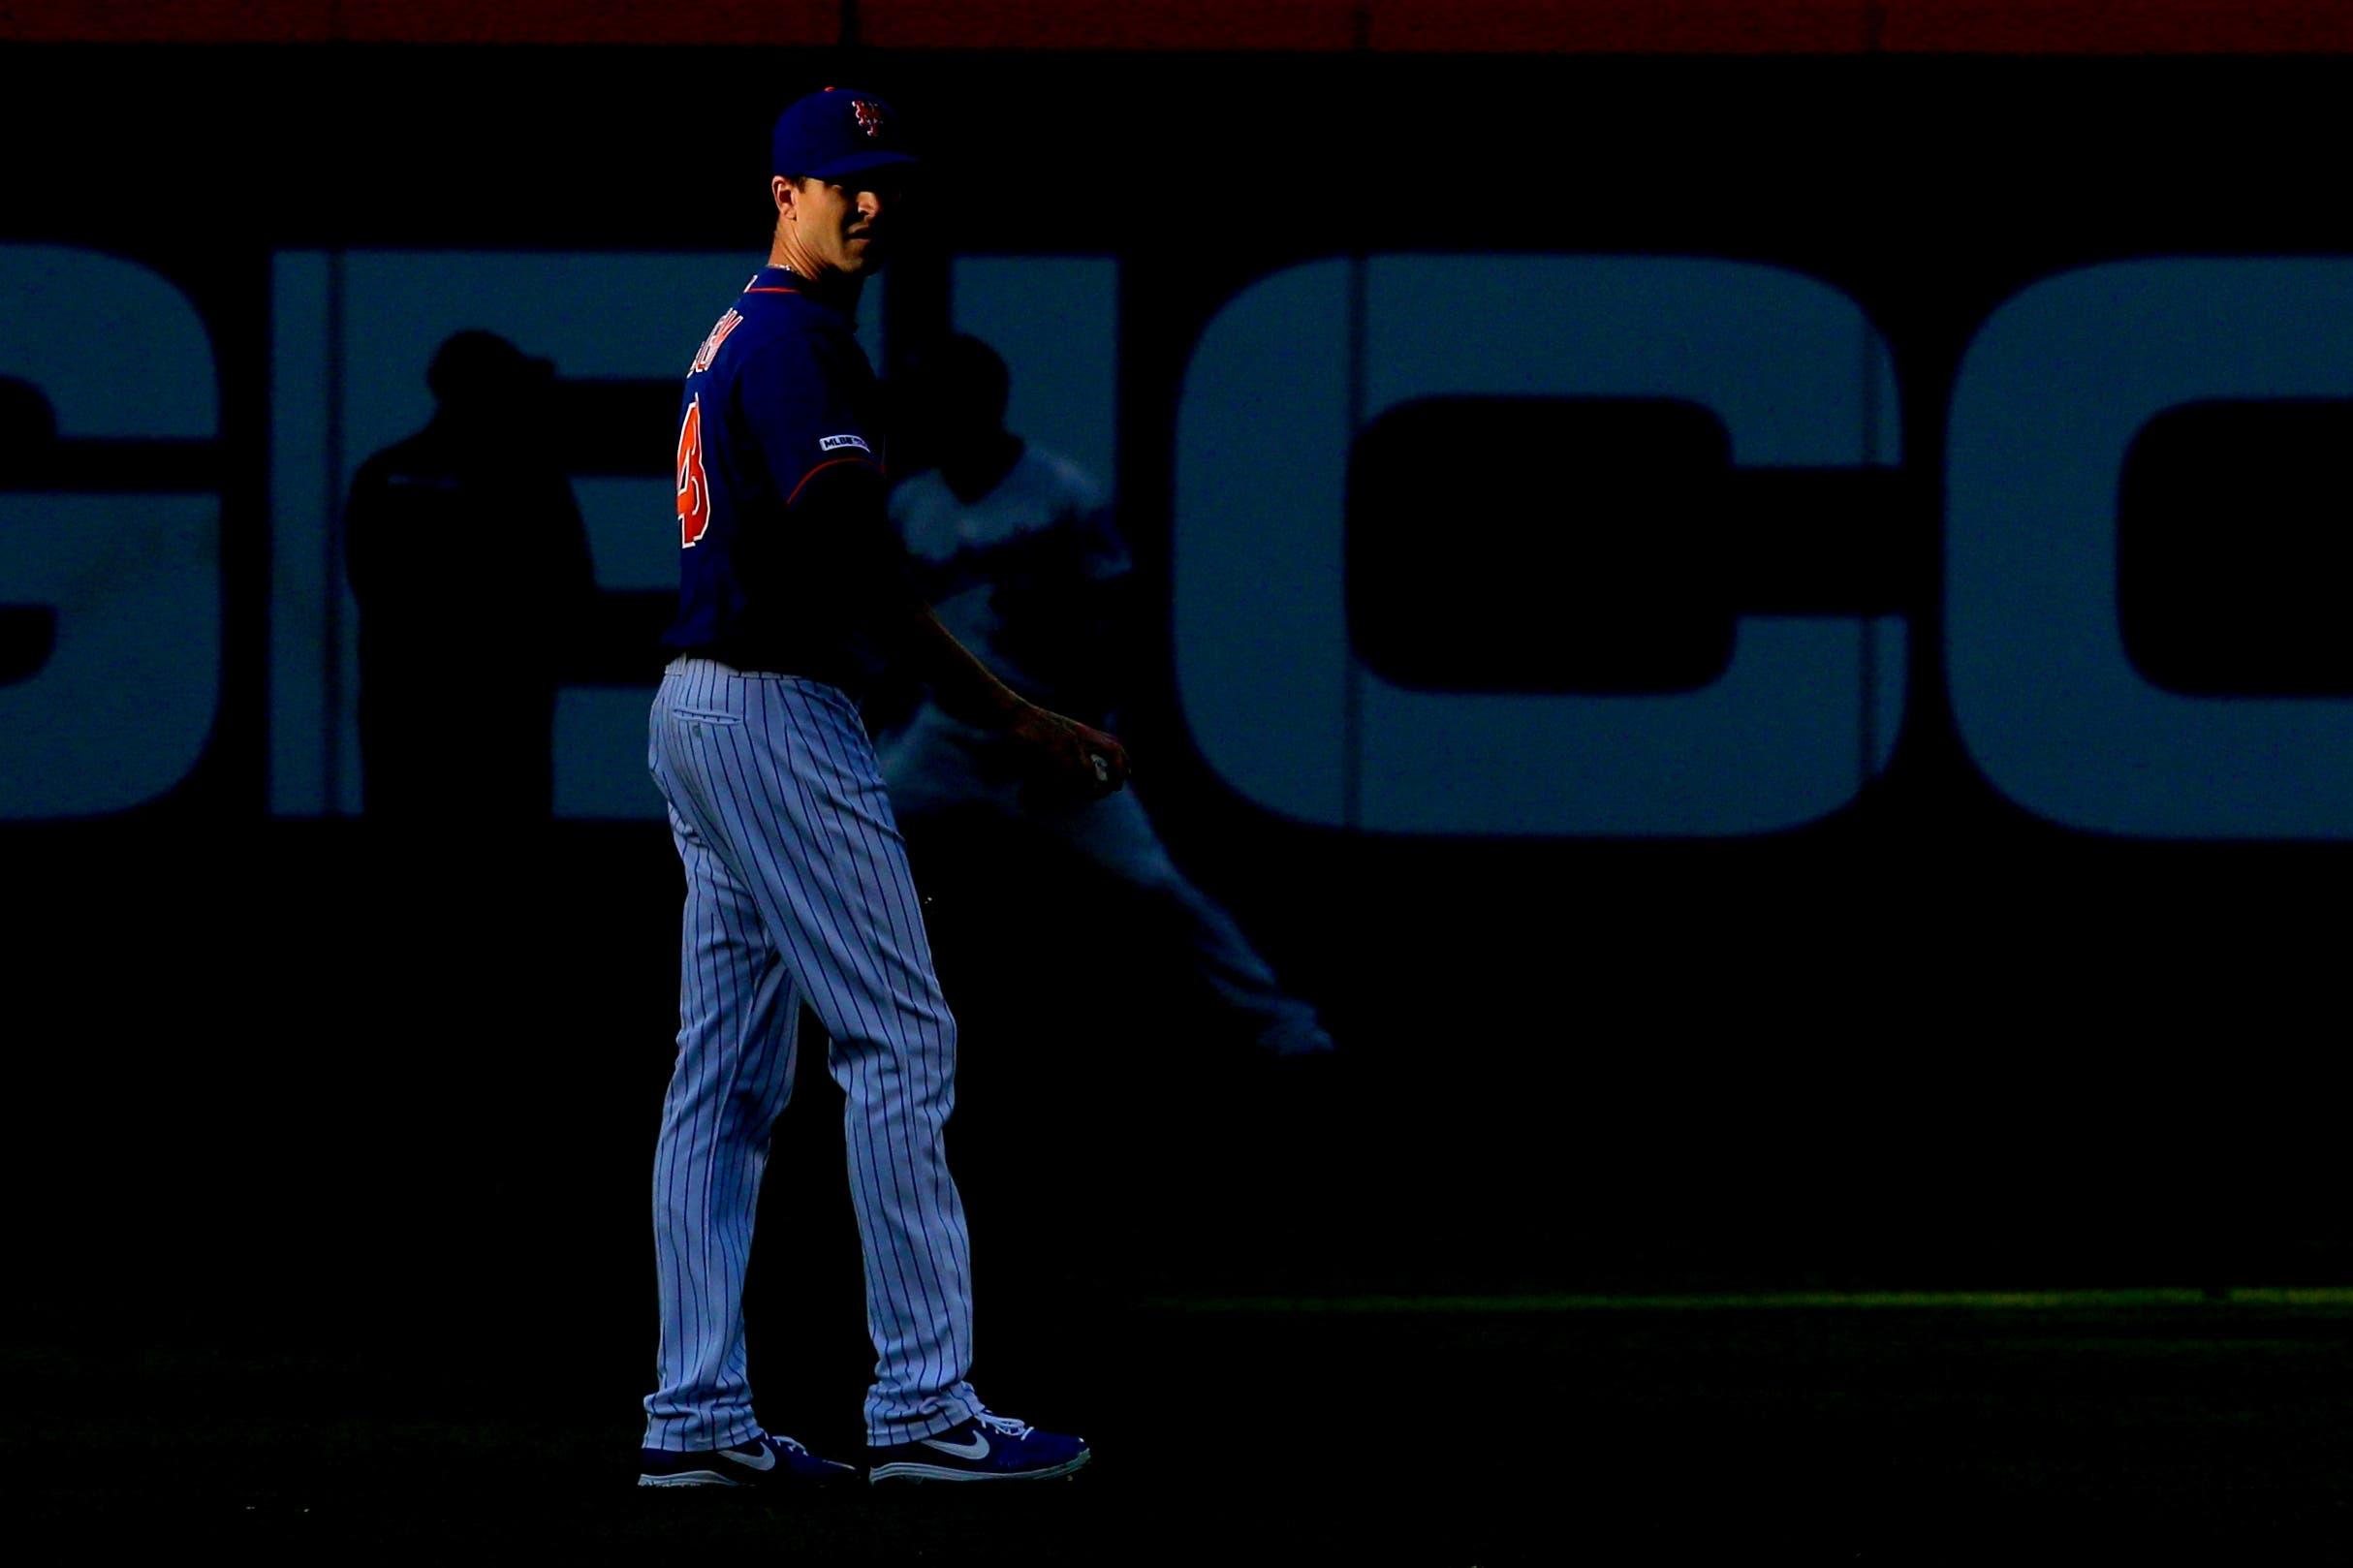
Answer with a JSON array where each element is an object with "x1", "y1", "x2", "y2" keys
[{"x1": 688, "y1": 643, "x2": 871, "y2": 704}]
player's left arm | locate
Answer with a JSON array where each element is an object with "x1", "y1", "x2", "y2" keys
[
  {"x1": 793, "y1": 462, "x2": 1129, "y2": 796},
  {"x1": 893, "y1": 603, "x2": 1130, "y2": 795}
]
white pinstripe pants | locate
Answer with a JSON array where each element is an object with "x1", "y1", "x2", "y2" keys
[{"x1": 642, "y1": 657, "x2": 979, "y2": 1450}]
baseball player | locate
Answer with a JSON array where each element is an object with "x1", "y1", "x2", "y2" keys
[
  {"x1": 882, "y1": 335, "x2": 1335, "y2": 1059},
  {"x1": 637, "y1": 88, "x2": 1123, "y2": 1490}
]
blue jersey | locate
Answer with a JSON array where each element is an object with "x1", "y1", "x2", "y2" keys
[{"x1": 665, "y1": 265, "x2": 908, "y2": 695}]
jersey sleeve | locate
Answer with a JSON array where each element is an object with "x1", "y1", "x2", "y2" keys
[
  {"x1": 780, "y1": 458, "x2": 922, "y2": 613},
  {"x1": 730, "y1": 330, "x2": 885, "y2": 504}
]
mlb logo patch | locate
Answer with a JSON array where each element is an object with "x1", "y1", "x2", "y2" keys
[{"x1": 820, "y1": 433, "x2": 873, "y2": 454}]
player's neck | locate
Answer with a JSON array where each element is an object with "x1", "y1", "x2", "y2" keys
[{"x1": 767, "y1": 252, "x2": 864, "y2": 317}]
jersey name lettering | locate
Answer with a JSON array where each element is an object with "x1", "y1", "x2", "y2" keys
[{"x1": 691, "y1": 308, "x2": 743, "y2": 374}]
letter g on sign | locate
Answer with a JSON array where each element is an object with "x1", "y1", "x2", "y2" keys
[{"x1": 0, "y1": 245, "x2": 222, "y2": 818}]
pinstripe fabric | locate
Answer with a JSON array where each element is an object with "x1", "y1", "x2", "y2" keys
[{"x1": 643, "y1": 656, "x2": 979, "y2": 1451}]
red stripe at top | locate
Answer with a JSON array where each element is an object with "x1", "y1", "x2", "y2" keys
[{"x1": 8, "y1": 0, "x2": 2353, "y2": 52}]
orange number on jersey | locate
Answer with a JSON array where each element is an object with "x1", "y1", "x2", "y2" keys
[{"x1": 676, "y1": 394, "x2": 710, "y2": 548}]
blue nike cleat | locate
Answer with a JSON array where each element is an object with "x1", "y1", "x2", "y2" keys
[
  {"x1": 867, "y1": 1407, "x2": 1091, "y2": 1484},
  {"x1": 638, "y1": 1431, "x2": 859, "y2": 1489}
]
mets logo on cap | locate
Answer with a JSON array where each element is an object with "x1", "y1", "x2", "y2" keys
[{"x1": 853, "y1": 98, "x2": 886, "y2": 138}]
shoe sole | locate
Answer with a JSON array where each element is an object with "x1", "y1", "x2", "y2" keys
[
  {"x1": 868, "y1": 1451, "x2": 1091, "y2": 1485},
  {"x1": 640, "y1": 1467, "x2": 858, "y2": 1488}
]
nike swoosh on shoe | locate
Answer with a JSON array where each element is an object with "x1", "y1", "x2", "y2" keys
[
  {"x1": 919, "y1": 1432, "x2": 990, "y2": 1460},
  {"x1": 718, "y1": 1443, "x2": 778, "y2": 1472}
]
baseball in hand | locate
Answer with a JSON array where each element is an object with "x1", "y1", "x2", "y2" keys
[{"x1": 1088, "y1": 752, "x2": 1111, "y2": 786}]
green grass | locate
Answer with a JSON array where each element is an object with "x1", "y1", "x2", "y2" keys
[
  {"x1": 13, "y1": 1290, "x2": 2353, "y2": 1558},
  {"x1": 1148, "y1": 1285, "x2": 2353, "y2": 1313}
]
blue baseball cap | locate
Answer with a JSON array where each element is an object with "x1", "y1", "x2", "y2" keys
[{"x1": 771, "y1": 87, "x2": 919, "y2": 184}]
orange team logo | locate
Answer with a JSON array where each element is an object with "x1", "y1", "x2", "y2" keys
[
  {"x1": 676, "y1": 395, "x2": 710, "y2": 548},
  {"x1": 853, "y1": 99, "x2": 885, "y2": 138},
  {"x1": 691, "y1": 308, "x2": 743, "y2": 374}
]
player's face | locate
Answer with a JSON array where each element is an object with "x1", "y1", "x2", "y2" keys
[{"x1": 794, "y1": 175, "x2": 895, "y2": 278}]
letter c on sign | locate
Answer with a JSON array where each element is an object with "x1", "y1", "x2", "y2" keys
[
  {"x1": 1172, "y1": 256, "x2": 1905, "y2": 836},
  {"x1": 1948, "y1": 260, "x2": 2353, "y2": 839}
]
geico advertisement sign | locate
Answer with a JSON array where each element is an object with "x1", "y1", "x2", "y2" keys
[{"x1": 2, "y1": 246, "x2": 2346, "y2": 838}]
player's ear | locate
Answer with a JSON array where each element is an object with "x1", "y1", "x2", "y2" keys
[{"x1": 771, "y1": 175, "x2": 799, "y2": 219}]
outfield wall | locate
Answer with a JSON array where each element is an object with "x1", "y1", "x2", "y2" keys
[{"x1": 5, "y1": 9, "x2": 2349, "y2": 1301}]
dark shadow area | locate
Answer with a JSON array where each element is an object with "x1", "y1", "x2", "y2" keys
[
  {"x1": 1348, "y1": 395, "x2": 1739, "y2": 694},
  {"x1": 2121, "y1": 399, "x2": 2353, "y2": 696},
  {"x1": 0, "y1": 374, "x2": 58, "y2": 460},
  {"x1": 0, "y1": 604, "x2": 54, "y2": 685},
  {"x1": 0, "y1": 373, "x2": 218, "y2": 489},
  {"x1": 1344, "y1": 397, "x2": 1921, "y2": 694},
  {"x1": 549, "y1": 377, "x2": 680, "y2": 477}
]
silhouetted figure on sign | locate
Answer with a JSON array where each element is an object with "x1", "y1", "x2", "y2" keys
[
  {"x1": 343, "y1": 330, "x2": 594, "y2": 823},
  {"x1": 881, "y1": 334, "x2": 1334, "y2": 1059}
]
